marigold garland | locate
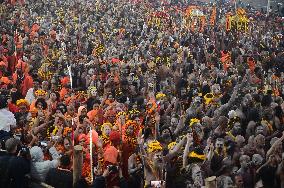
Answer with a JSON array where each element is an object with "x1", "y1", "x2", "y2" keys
[
  {"x1": 63, "y1": 127, "x2": 73, "y2": 137},
  {"x1": 188, "y1": 151, "x2": 205, "y2": 160},
  {"x1": 147, "y1": 140, "x2": 163, "y2": 153},
  {"x1": 35, "y1": 89, "x2": 47, "y2": 97},
  {"x1": 168, "y1": 142, "x2": 177, "y2": 150},
  {"x1": 156, "y1": 93, "x2": 166, "y2": 100},
  {"x1": 203, "y1": 93, "x2": 214, "y2": 105},
  {"x1": 16, "y1": 99, "x2": 29, "y2": 106},
  {"x1": 189, "y1": 118, "x2": 200, "y2": 127}
]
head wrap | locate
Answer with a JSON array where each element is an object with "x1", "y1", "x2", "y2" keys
[
  {"x1": 78, "y1": 106, "x2": 87, "y2": 116},
  {"x1": 109, "y1": 131, "x2": 121, "y2": 143}
]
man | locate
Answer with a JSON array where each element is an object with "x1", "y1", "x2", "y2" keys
[
  {"x1": 257, "y1": 155, "x2": 279, "y2": 188},
  {"x1": 210, "y1": 138, "x2": 226, "y2": 174},
  {"x1": 12, "y1": 61, "x2": 33, "y2": 97},
  {"x1": 45, "y1": 154, "x2": 73, "y2": 188},
  {"x1": 0, "y1": 138, "x2": 30, "y2": 188},
  {"x1": 0, "y1": 95, "x2": 17, "y2": 133},
  {"x1": 237, "y1": 155, "x2": 253, "y2": 188},
  {"x1": 25, "y1": 78, "x2": 41, "y2": 104}
]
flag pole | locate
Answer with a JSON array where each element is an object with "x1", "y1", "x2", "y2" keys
[{"x1": 267, "y1": 0, "x2": 270, "y2": 16}]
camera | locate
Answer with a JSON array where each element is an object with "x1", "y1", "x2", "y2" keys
[
  {"x1": 40, "y1": 141, "x2": 48, "y2": 147},
  {"x1": 18, "y1": 146, "x2": 30, "y2": 159},
  {"x1": 51, "y1": 136, "x2": 60, "y2": 141},
  {"x1": 107, "y1": 165, "x2": 119, "y2": 173},
  {"x1": 150, "y1": 180, "x2": 165, "y2": 188}
]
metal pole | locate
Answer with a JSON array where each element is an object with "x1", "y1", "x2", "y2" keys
[{"x1": 267, "y1": 0, "x2": 270, "y2": 15}]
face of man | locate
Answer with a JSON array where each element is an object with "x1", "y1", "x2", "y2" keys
[
  {"x1": 64, "y1": 138, "x2": 71, "y2": 150},
  {"x1": 215, "y1": 140, "x2": 224, "y2": 151},
  {"x1": 234, "y1": 175, "x2": 244, "y2": 188},
  {"x1": 240, "y1": 155, "x2": 250, "y2": 169},
  {"x1": 211, "y1": 84, "x2": 220, "y2": 95},
  {"x1": 252, "y1": 154, "x2": 263, "y2": 166},
  {"x1": 170, "y1": 117, "x2": 178, "y2": 127},
  {"x1": 192, "y1": 165, "x2": 203, "y2": 187},
  {"x1": 255, "y1": 125, "x2": 265, "y2": 135},
  {"x1": 254, "y1": 135, "x2": 265, "y2": 148},
  {"x1": 153, "y1": 151, "x2": 163, "y2": 166},
  {"x1": 222, "y1": 176, "x2": 234, "y2": 188},
  {"x1": 193, "y1": 124, "x2": 204, "y2": 140},
  {"x1": 33, "y1": 81, "x2": 40, "y2": 90},
  {"x1": 180, "y1": 88, "x2": 187, "y2": 97},
  {"x1": 126, "y1": 125, "x2": 134, "y2": 135},
  {"x1": 103, "y1": 125, "x2": 112, "y2": 136},
  {"x1": 232, "y1": 122, "x2": 242, "y2": 135},
  {"x1": 161, "y1": 128, "x2": 171, "y2": 142}
]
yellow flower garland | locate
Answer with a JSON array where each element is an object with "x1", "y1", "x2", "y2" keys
[
  {"x1": 156, "y1": 93, "x2": 166, "y2": 100},
  {"x1": 16, "y1": 99, "x2": 29, "y2": 106},
  {"x1": 168, "y1": 142, "x2": 177, "y2": 150},
  {"x1": 35, "y1": 89, "x2": 47, "y2": 97},
  {"x1": 188, "y1": 151, "x2": 205, "y2": 160},
  {"x1": 147, "y1": 140, "x2": 163, "y2": 153},
  {"x1": 204, "y1": 93, "x2": 214, "y2": 105},
  {"x1": 189, "y1": 118, "x2": 200, "y2": 127}
]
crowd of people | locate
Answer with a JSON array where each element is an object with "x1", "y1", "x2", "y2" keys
[{"x1": 0, "y1": 0, "x2": 284, "y2": 187}]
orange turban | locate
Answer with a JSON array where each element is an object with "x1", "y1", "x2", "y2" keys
[
  {"x1": 87, "y1": 110, "x2": 98, "y2": 121},
  {"x1": 109, "y1": 131, "x2": 120, "y2": 143},
  {"x1": 61, "y1": 77, "x2": 70, "y2": 86},
  {"x1": 86, "y1": 130, "x2": 99, "y2": 146},
  {"x1": 0, "y1": 77, "x2": 11, "y2": 85}
]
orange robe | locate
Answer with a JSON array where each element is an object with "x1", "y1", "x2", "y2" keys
[{"x1": 12, "y1": 73, "x2": 33, "y2": 97}]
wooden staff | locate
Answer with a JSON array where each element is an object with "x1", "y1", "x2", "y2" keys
[
  {"x1": 89, "y1": 127, "x2": 93, "y2": 183},
  {"x1": 73, "y1": 145, "x2": 83, "y2": 186}
]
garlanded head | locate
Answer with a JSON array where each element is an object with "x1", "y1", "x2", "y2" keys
[
  {"x1": 147, "y1": 140, "x2": 163, "y2": 153},
  {"x1": 35, "y1": 89, "x2": 47, "y2": 98},
  {"x1": 116, "y1": 111, "x2": 127, "y2": 119},
  {"x1": 128, "y1": 108, "x2": 140, "y2": 119},
  {"x1": 35, "y1": 98, "x2": 48, "y2": 110},
  {"x1": 63, "y1": 127, "x2": 73, "y2": 137},
  {"x1": 101, "y1": 122, "x2": 113, "y2": 137},
  {"x1": 204, "y1": 93, "x2": 214, "y2": 105},
  {"x1": 16, "y1": 99, "x2": 29, "y2": 111},
  {"x1": 124, "y1": 120, "x2": 137, "y2": 136},
  {"x1": 156, "y1": 92, "x2": 166, "y2": 100},
  {"x1": 87, "y1": 86, "x2": 97, "y2": 96},
  {"x1": 189, "y1": 118, "x2": 201, "y2": 127}
]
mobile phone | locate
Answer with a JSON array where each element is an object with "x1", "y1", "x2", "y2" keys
[
  {"x1": 40, "y1": 141, "x2": 48, "y2": 147},
  {"x1": 150, "y1": 180, "x2": 164, "y2": 188},
  {"x1": 51, "y1": 136, "x2": 60, "y2": 141}
]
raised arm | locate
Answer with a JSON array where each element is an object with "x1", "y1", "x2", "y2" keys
[{"x1": 183, "y1": 133, "x2": 193, "y2": 168}]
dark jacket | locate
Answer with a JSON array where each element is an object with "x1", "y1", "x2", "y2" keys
[
  {"x1": 45, "y1": 168, "x2": 73, "y2": 188},
  {"x1": 0, "y1": 153, "x2": 30, "y2": 188},
  {"x1": 92, "y1": 176, "x2": 128, "y2": 188}
]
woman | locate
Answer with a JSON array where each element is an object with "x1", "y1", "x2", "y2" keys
[{"x1": 47, "y1": 91, "x2": 60, "y2": 112}]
